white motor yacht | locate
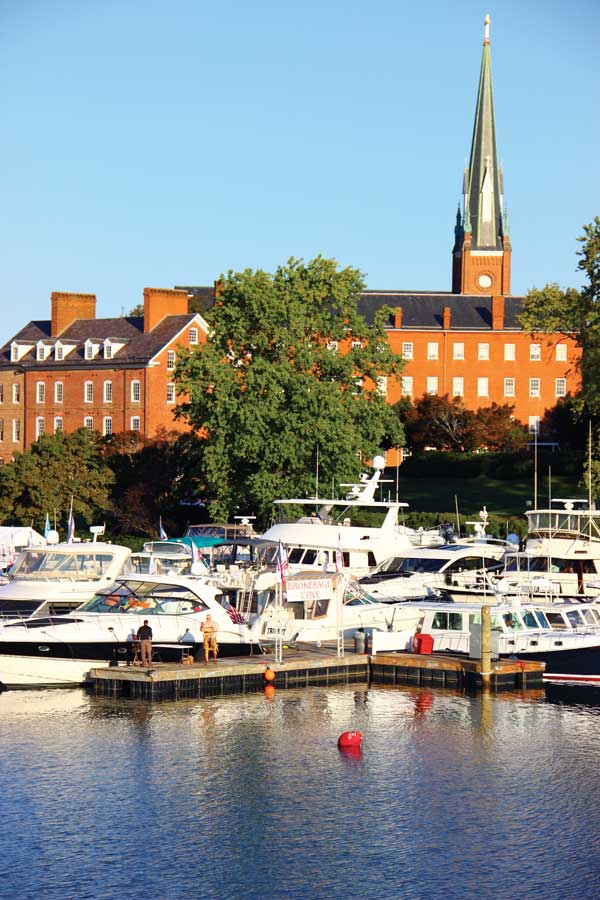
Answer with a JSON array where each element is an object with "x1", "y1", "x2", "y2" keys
[
  {"x1": 259, "y1": 456, "x2": 443, "y2": 579},
  {"x1": 0, "y1": 574, "x2": 259, "y2": 688}
]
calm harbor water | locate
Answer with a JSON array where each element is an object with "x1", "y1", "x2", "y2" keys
[{"x1": 1, "y1": 682, "x2": 599, "y2": 900}]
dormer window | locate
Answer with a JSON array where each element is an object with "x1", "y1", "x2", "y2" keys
[
  {"x1": 55, "y1": 344, "x2": 64, "y2": 361},
  {"x1": 84, "y1": 340, "x2": 99, "y2": 360},
  {"x1": 36, "y1": 342, "x2": 48, "y2": 361},
  {"x1": 10, "y1": 342, "x2": 33, "y2": 362},
  {"x1": 104, "y1": 340, "x2": 113, "y2": 359}
]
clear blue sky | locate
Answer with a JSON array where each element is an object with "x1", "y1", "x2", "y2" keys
[{"x1": 0, "y1": 0, "x2": 598, "y2": 340}]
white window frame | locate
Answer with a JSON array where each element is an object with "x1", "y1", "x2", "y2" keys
[
  {"x1": 12, "y1": 384, "x2": 21, "y2": 403},
  {"x1": 478, "y1": 343, "x2": 489, "y2": 361},
  {"x1": 84, "y1": 417, "x2": 94, "y2": 431},
  {"x1": 426, "y1": 376, "x2": 438, "y2": 395},
  {"x1": 504, "y1": 343, "x2": 516, "y2": 361},
  {"x1": 55, "y1": 343, "x2": 64, "y2": 361},
  {"x1": 326, "y1": 340, "x2": 338, "y2": 351},
  {"x1": 167, "y1": 383, "x2": 176, "y2": 404},
  {"x1": 104, "y1": 341, "x2": 113, "y2": 360},
  {"x1": 103, "y1": 416, "x2": 113, "y2": 436},
  {"x1": 167, "y1": 350, "x2": 176, "y2": 370},
  {"x1": 36, "y1": 382, "x2": 45, "y2": 403},
  {"x1": 401, "y1": 342, "x2": 413, "y2": 360},
  {"x1": 103, "y1": 380, "x2": 113, "y2": 403},
  {"x1": 477, "y1": 377, "x2": 489, "y2": 397},
  {"x1": 555, "y1": 343, "x2": 567, "y2": 361},
  {"x1": 54, "y1": 416, "x2": 63, "y2": 434},
  {"x1": 55, "y1": 382, "x2": 63, "y2": 403},
  {"x1": 36, "y1": 343, "x2": 47, "y2": 361},
  {"x1": 427, "y1": 342, "x2": 439, "y2": 361},
  {"x1": 452, "y1": 377, "x2": 464, "y2": 397},
  {"x1": 12, "y1": 419, "x2": 21, "y2": 442},
  {"x1": 189, "y1": 328, "x2": 199, "y2": 345},
  {"x1": 376, "y1": 376, "x2": 388, "y2": 397},
  {"x1": 529, "y1": 378, "x2": 541, "y2": 398},
  {"x1": 555, "y1": 378, "x2": 567, "y2": 398},
  {"x1": 453, "y1": 342, "x2": 464, "y2": 361},
  {"x1": 504, "y1": 377, "x2": 515, "y2": 397},
  {"x1": 131, "y1": 380, "x2": 141, "y2": 403},
  {"x1": 401, "y1": 376, "x2": 413, "y2": 397},
  {"x1": 130, "y1": 416, "x2": 141, "y2": 432},
  {"x1": 530, "y1": 343, "x2": 541, "y2": 361},
  {"x1": 35, "y1": 416, "x2": 45, "y2": 439},
  {"x1": 84, "y1": 381, "x2": 93, "y2": 403}
]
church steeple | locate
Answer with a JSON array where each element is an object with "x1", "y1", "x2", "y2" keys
[{"x1": 452, "y1": 15, "x2": 512, "y2": 295}]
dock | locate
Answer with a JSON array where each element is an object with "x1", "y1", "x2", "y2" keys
[{"x1": 90, "y1": 647, "x2": 545, "y2": 701}]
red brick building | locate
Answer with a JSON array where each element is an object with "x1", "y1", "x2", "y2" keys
[{"x1": 0, "y1": 288, "x2": 208, "y2": 463}]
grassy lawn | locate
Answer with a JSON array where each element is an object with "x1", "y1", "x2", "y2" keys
[{"x1": 393, "y1": 473, "x2": 583, "y2": 519}]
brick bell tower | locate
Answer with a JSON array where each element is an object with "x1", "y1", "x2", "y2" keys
[{"x1": 452, "y1": 15, "x2": 511, "y2": 295}]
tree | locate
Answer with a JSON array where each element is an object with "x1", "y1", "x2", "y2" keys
[
  {"x1": 475, "y1": 403, "x2": 528, "y2": 451},
  {"x1": 174, "y1": 256, "x2": 405, "y2": 523},
  {"x1": 396, "y1": 394, "x2": 483, "y2": 452},
  {"x1": 0, "y1": 429, "x2": 114, "y2": 534},
  {"x1": 519, "y1": 217, "x2": 600, "y2": 415}
]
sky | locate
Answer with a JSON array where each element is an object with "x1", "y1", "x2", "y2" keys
[{"x1": 0, "y1": 0, "x2": 598, "y2": 340}]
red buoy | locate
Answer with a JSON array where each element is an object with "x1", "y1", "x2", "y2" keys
[
  {"x1": 264, "y1": 668, "x2": 276, "y2": 682},
  {"x1": 337, "y1": 730, "x2": 363, "y2": 750}
]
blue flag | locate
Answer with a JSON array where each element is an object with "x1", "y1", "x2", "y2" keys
[{"x1": 44, "y1": 514, "x2": 51, "y2": 540}]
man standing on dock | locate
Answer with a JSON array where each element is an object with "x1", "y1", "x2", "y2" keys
[
  {"x1": 201, "y1": 614, "x2": 218, "y2": 664},
  {"x1": 136, "y1": 619, "x2": 153, "y2": 667}
]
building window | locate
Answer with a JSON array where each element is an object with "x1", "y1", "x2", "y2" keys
[
  {"x1": 478, "y1": 343, "x2": 489, "y2": 361},
  {"x1": 103, "y1": 417, "x2": 113, "y2": 436},
  {"x1": 376, "y1": 376, "x2": 388, "y2": 397},
  {"x1": 130, "y1": 416, "x2": 141, "y2": 432},
  {"x1": 401, "y1": 342, "x2": 413, "y2": 360},
  {"x1": 167, "y1": 350, "x2": 176, "y2": 370},
  {"x1": 54, "y1": 417, "x2": 63, "y2": 434},
  {"x1": 555, "y1": 343, "x2": 567, "y2": 361},
  {"x1": 529, "y1": 416, "x2": 540, "y2": 434},
  {"x1": 555, "y1": 378, "x2": 567, "y2": 398},
  {"x1": 55, "y1": 382, "x2": 63, "y2": 403},
  {"x1": 427, "y1": 342, "x2": 438, "y2": 360},
  {"x1": 351, "y1": 339, "x2": 363, "y2": 349},
  {"x1": 453, "y1": 343, "x2": 464, "y2": 361},
  {"x1": 0, "y1": 420, "x2": 3, "y2": 441},
  {"x1": 104, "y1": 342, "x2": 112, "y2": 359},
  {"x1": 530, "y1": 343, "x2": 541, "y2": 361},
  {"x1": 10, "y1": 345, "x2": 18, "y2": 362},
  {"x1": 189, "y1": 328, "x2": 199, "y2": 345},
  {"x1": 131, "y1": 380, "x2": 141, "y2": 403},
  {"x1": 55, "y1": 344, "x2": 64, "y2": 361},
  {"x1": 452, "y1": 377, "x2": 464, "y2": 397},
  {"x1": 85, "y1": 342, "x2": 95, "y2": 360},
  {"x1": 426, "y1": 376, "x2": 438, "y2": 395},
  {"x1": 84, "y1": 381, "x2": 93, "y2": 403},
  {"x1": 529, "y1": 378, "x2": 541, "y2": 398},
  {"x1": 104, "y1": 381, "x2": 113, "y2": 403},
  {"x1": 401, "y1": 376, "x2": 413, "y2": 397},
  {"x1": 504, "y1": 343, "x2": 515, "y2": 361},
  {"x1": 35, "y1": 417, "x2": 45, "y2": 438},
  {"x1": 12, "y1": 419, "x2": 21, "y2": 442},
  {"x1": 167, "y1": 383, "x2": 176, "y2": 404},
  {"x1": 12, "y1": 384, "x2": 20, "y2": 403},
  {"x1": 84, "y1": 417, "x2": 93, "y2": 431},
  {"x1": 326, "y1": 340, "x2": 338, "y2": 351},
  {"x1": 504, "y1": 377, "x2": 515, "y2": 397},
  {"x1": 477, "y1": 377, "x2": 489, "y2": 397},
  {"x1": 0, "y1": 385, "x2": 3, "y2": 403},
  {"x1": 36, "y1": 382, "x2": 45, "y2": 403},
  {"x1": 36, "y1": 344, "x2": 47, "y2": 361}
]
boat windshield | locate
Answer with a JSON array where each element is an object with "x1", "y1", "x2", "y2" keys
[
  {"x1": 381, "y1": 557, "x2": 448, "y2": 575},
  {"x1": 344, "y1": 580, "x2": 382, "y2": 606},
  {"x1": 10, "y1": 549, "x2": 116, "y2": 581},
  {"x1": 127, "y1": 555, "x2": 193, "y2": 576},
  {"x1": 78, "y1": 581, "x2": 209, "y2": 615}
]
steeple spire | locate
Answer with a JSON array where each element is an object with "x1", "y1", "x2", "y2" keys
[
  {"x1": 464, "y1": 14, "x2": 504, "y2": 251},
  {"x1": 452, "y1": 15, "x2": 511, "y2": 295}
]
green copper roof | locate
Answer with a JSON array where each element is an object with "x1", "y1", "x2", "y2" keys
[{"x1": 462, "y1": 16, "x2": 505, "y2": 251}]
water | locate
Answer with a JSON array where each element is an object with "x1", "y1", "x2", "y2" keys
[{"x1": 1, "y1": 683, "x2": 600, "y2": 900}]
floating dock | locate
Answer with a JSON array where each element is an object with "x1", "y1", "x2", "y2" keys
[{"x1": 90, "y1": 647, "x2": 544, "y2": 701}]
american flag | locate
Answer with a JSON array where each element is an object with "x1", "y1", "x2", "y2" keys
[
  {"x1": 276, "y1": 540, "x2": 289, "y2": 584},
  {"x1": 227, "y1": 603, "x2": 246, "y2": 624},
  {"x1": 335, "y1": 530, "x2": 343, "y2": 573}
]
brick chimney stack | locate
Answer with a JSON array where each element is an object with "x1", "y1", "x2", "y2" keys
[
  {"x1": 443, "y1": 306, "x2": 452, "y2": 330},
  {"x1": 393, "y1": 307, "x2": 403, "y2": 329},
  {"x1": 492, "y1": 295, "x2": 505, "y2": 330},
  {"x1": 51, "y1": 292, "x2": 96, "y2": 337},
  {"x1": 143, "y1": 288, "x2": 189, "y2": 333}
]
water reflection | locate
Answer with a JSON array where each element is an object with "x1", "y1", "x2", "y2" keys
[{"x1": 1, "y1": 684, "x2": 600, "y2": 900}]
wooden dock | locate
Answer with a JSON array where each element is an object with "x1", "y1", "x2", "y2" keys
[{"x1": 89, "y1": 647, "x2": 545, "y2": 701}]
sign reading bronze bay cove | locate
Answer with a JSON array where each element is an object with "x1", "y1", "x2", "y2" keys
[{"x1": 286, "y1": 578, "x2": 332, "y2": 602}]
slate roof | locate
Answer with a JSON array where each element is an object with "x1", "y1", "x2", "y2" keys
[
  {"x1": 358, "y1": 291, "x2": 525, "y2": 331},
  {"x1": 0, "y1": 314, "x2": 197, "y2": 370}
]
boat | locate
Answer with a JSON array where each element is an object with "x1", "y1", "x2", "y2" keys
[
  {"x1": 0, "y1": 574, "x2": 260, "y2": 688},
  {"x1": 0, "y1": 533, "x2": 132, "y2": 620},
  {"x1": 357, "y1": 541, "x2": 507, "y2": 602},
  {"x1": 259, "y1": 456, "x2": 443, "y2": 578},
  {"x1": 127, "y1": 539, "x2": 209, "y2": 577},
  {"x1": 370, "y1": 598, "x2": 600, "y2": 684}
]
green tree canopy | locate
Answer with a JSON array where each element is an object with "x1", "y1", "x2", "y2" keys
[
  {"x1": 519, "y1": 217, "x2": 600, "y2": 414},
  {"x1": 0, "y1": 429, "x2": 114, "y2": 535},
  {"x1": 174, "y1": 256, "x2": 405, "y2": 523}
]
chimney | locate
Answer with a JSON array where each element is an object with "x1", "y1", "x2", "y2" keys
[
  {"x1": 393, "y1": 307, "x2": 403, "y2": 329},
  {"x1": 492, "y1": 295, "x2": 505, "y2": 330},
  {"x1": 443, "y1": 306, "x2": 451, "y2": 330},
  {"x1": 51, "y1": 292, "x2": 96, "y2": 337},
  {"x1": 143, "y1": 288, "x2": 189, "y2": 333}
]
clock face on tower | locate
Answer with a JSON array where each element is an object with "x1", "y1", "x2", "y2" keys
[{"x1": 478, "y1": 274, "x2": 493, "y2": 289}]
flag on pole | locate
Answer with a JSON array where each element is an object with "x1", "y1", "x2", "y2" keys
[
  {"x1": 226, "y1": 601, "x2": 246, "y2": 625},
  {"x1": 148, "y1": 554, "x2": 156, "y2": 575},
  {"x1": 67, "y1": 500, "x2": 75, "y2": 544},
  {"x1": 335, "y1": 530, "x2": 343, "y2": 573},
  {"x1": 8, "y1": 527, "x2": 16, "y2": 566},
  {"x1": 192, "y1": 541, "x2": 202, "y2": 564},
  {"x1": 276, "y1": 540, "x2": 289, "y2": 584},
  {"x1": 159, "y1": 517, "x2": 168, "y2": 540},
  {"x1": 44, "y1": 513, "x2": 51, "y2": 540}
]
